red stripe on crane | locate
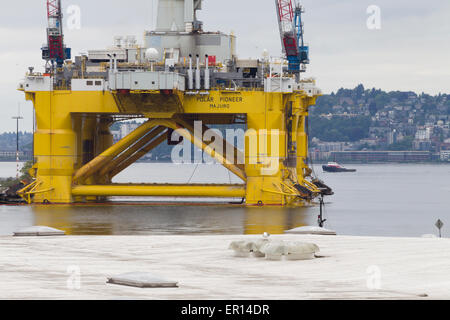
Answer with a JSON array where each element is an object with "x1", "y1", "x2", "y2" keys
[
  {"x1": 47, "y1": 0, "x2": 60, "y2": 18},
  {"x1": 277, "y1": 0, "x2": 294, "y2": 22}
]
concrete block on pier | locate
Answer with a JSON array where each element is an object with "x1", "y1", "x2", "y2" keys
[
  {"x1": 107, "y1": 272, "x2": 178, "y2": 288},
  {"x1": 13, "y1": 226, "x2": 66, "y2": 237},
  {"x1": 284, "y1": 241, "x2": 320, "y2": 261},
  {"x1": 285, "y1": 226, "x2": 337, "y2": 236}
]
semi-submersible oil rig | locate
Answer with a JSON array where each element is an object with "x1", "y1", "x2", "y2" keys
[{"x1": 17, "y1": 0, "x2": 332, "y2": 206}]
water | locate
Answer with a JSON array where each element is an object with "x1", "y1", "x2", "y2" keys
[
  {"x1": 0, "y1": 162, "x2": 449, "y2": 237},
  {"x1": 0, "y1": 162, "x2": 23, "y2": 178}
]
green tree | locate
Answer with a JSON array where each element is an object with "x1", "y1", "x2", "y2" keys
[
  {"x1": 369, "y1": 101, "x2": 377, "y2": 115},
  {"x1": 20, "y1": 160, "x2": 33, "y2": 181},
  {"x1": 309, "y1": 115, "x2": 371, "y2": 142}
]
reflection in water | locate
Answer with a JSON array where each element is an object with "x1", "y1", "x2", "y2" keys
[
  {"x1": 33, "y1": 205, "x2": 115, "y2": 235},
  {"x1": 1, "y1": 162, "x2": 316, "y2": 236},
  {"x1": 31, "y1": 204, "x2": 315, "y2": 236},
  {"x1": 3, "y1": 163, "x2": 450, "y2": 237},
  {"x1": 244, "y1": 207, "x2": 310, "y2": 234}
]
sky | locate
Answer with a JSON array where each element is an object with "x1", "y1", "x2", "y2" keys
[{"x1": 1, "y1": 0, "x2": 450, "y2": 132}]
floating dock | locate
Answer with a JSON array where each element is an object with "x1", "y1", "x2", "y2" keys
[{"x1": 0, "y1": 234, "x2": 448, "y2": 299}]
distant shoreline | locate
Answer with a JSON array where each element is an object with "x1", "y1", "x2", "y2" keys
[
  {"x1": 0, "y1": 159, "x2": 32, "y2": 162},
  {"x1": 0, "y1": 160, "x2": 448, "y2": 165}
]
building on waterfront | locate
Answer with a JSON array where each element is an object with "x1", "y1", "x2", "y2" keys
[
  {"x1": 310, "y1": 150, "x2": 331, "y2": 162},
  {"x1": 413, "y1": 139, "x2": 432, "y2": 151},
  {"x1": 387, "y1": 129, "x2": 398, "y2": 145},
  {"x1": 315, "y1": 141, "x2": 346, "y2": 152},
  {"x1": 111, "y1": 122, "x2": 142, "y2": 143},
  {"x1": 120, "y1": 122, "x2": 140, "y2": 139},
  {"x1": 330, "y1": 151, "x2": 432, "y2": 163},
  {"x1": 440, "y1": 151, "x2": 450, "y2": 162}
]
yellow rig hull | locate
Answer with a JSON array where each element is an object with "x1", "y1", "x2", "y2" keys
[{"x1": 20, "y1": 87, "x2": 319, "y2": 206}]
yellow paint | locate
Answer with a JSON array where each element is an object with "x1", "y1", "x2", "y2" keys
[
  {"x1": 21, "y1": 83, "x2": 320, "y2": 205},
  {"x1": 109, "y1": 131, "x2": 169, "y2": 178},
  {"x1": 72, "y1": 184, "x2": 245, "y2": 198},
  {"x1": 99, "y1": 126, "x2": 166, "y2": 178}
]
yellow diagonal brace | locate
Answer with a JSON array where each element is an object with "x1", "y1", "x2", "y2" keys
[
  {"x1": 93, "y1": 118, "x2": 246, "y2": 182},
  {"x1": 99, "y1": 126, "x2": 166, "y2": 177},
  {"x1": 110, "y1": 131, "x2": 169, "y2": 178},
  {"x1": 200, "y1": 122, "x2": 245, "y2": 172},
  {"x1": 173, "y1": 119, "x2": 247, "y2": 181},
  {"x1": 73, "y1": 119, "x2": 158, "y2": 183},
  {"x1": 302, "y1": 179, "x2": 321, "y2": 193}
]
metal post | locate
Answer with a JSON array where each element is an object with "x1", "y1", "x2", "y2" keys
[
  {"x1": 318, "y1": 196, "x2": 327, "y2": 228},
  {"x1": 435, "y1": 219, "x2": 444, "y2": 238},
  {"x1": 32, "y1": 104, "x2": 35, "y2": 165},
  {"x1": 188, "y1": 54, "x2": 193, "y2": 90},
  {"x1": 268, "y1": 58, "x2": 272, "y2": 91},
  {"x1": 195, "y1": 54, "x2": 201, "y2": 90},
  {"x1": 204, "y1": 55, "x2": 210, "y2": 90},
  {"x1": 12, "y1": 104, "x2": 24, "y2": 179},
  {"x1": 112, "y1": 54, "x2": 118, "y2": 73}
]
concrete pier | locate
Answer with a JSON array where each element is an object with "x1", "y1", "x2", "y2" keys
[{"x1": 0, "y1": 234, "x2": 449, "y2": 300}]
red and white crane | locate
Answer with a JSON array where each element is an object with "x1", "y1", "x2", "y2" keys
[
  {"x1": 275, "y1": 0, "x2": 309, "y2": 73},
  {"x1": 42, "y1": 0, "x2": 70, "y2": 69}
]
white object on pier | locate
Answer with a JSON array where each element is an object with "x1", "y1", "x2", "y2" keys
[
  {"x1": 259, "y1": 241, "x2": 286, "y2": 260},
  {"x1": 285, "y1": 226, "x2": 337, "y2": 236},
  {"x1": 284, "y1": 241, "x2": 320, "y2": 261},
  {"x1": 13, "y1": 226, "x2": 66, "y2": 237},
  {"x1": 421, "y1": 234, "x2": 438, "y2": 238},
  {"x1": 107, "y1": 272, "x2": 178, "y2": 288},
  {"x1": 228, "y1": 240, "x2": 254, "y2": 257}
]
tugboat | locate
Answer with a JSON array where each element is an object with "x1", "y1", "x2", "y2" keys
[{"x1": 322, "y1": 162, "x2": 356, "y2": 173}]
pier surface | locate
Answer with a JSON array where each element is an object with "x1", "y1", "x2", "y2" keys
[{"x1": 0, "y1": 234, "x2": 449, "y2": 300}]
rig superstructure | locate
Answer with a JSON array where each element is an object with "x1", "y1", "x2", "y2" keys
[{"x1": 18, "y1": 0, "x2": 331, "y2": 206}]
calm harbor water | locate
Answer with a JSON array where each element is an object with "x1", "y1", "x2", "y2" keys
[{"x1": 1, "y1": 162, "x2": 449, "y2": 237}]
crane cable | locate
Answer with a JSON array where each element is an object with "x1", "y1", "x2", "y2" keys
[{"x1": 187, "y1": 163, "x2": 199, "y2": 184}]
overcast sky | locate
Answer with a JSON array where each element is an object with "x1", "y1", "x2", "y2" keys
[{"x1": 1, "y1": 0, "x2": 450, "y2": 132}]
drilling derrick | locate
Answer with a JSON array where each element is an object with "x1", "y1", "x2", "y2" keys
[{"x1": 18, "y1": 0, "x2": 330, "y2": 206}]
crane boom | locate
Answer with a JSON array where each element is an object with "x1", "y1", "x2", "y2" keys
[
  {"x1": 42, "y1": 0, "x2": 70, "y2": 69},
  {"x1": 275, "y1": 0, "x2": 309, "y2": 73}
]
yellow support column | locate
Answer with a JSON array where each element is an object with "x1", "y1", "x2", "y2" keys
[
  {"x1": 32, "y1": 91, "x2": 77, "y2": 203},
  {"x1": 245, "y1": 92, "x2": 287, "y2": 206},
  {"x1": 94, "y1": 116, "x2": 114, "y2": 186},
  {"x1": 79, "y1": 116, "x2": 98, "y2": 201}
]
